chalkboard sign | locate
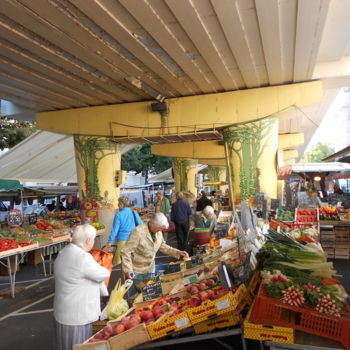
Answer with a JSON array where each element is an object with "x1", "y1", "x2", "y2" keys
[
  {"x1": 195, "y1": 245, "x2": 207, "y2": 255},
  {"x1": 164, "y1": 263, "x2": 181, "y2": 274},
  {"x1": 271, "y1": 199, "x2": 280, "y2": 210},
  {"x1": 255, "y1": 192, "x2": 265, "y2": 204},
  {"x1": 7, "y1": 209, "x2": 23, "y2": 227},
  {"x1": 185, "y1": 256, "x2": 203, "y2": 269},
  {"x1": 141, "y1": 281, "x2": 163, "y2": 301},
  {"x1": 28, "y1": 213, "x2": 38, "y2": 224}
]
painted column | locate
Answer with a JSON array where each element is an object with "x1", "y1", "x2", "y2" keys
[
  {"x1": 74, "y1": 136, "x2": 121, "y2": 245},
  {"x1": 206, "y1": 166, "x2": 227, "y2": 191},
  {"x1": 172, "y1": 158, "x2": 198, "y2": 197},
  {"x1": 223, "y1": 116, "x2": 279, "y2": 202}
]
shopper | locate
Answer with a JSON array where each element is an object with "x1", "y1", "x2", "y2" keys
[
  {"x1": 171, "y1": 191, "x2": 192, "y2": 251},
  {"x1": 105, "y1": 196, "x2": 143, "y2": 265},
  {"x1": 155, "y1": 191, "x2": 171, "y2": 219},
  {"x1": 196, "y1": 190, "x2": 213, "y2": 212},
  {"x1": 53, "y1": 224, "x2": 110, "y2": 350},
  {"x1": 191, "y1": 205, "x2": 217, "y2": 234},
  {"x1": 121, "y1": 212, "x2": 189, "y2": 281}
]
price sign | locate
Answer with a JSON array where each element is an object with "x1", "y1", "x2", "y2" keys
[
  {"x1": 7, "y1": 209, "x2": 23, "y2": 227},
  {"x1": 28, "y1": 213, "x2": 38, "y2": 224},
  {"x1": 271, "y1": 199, "x2": 280, "y2": 210},
  {"x1": 185, "y1": 256, "x2": 203, "y2": 269},
  {"x1": 141, "y1": 281, "x2": 163, "y2": 301},
  {"x1": 164, "y1": 263, "x2": 181, "y2": 274},
  {"x1": 195, "y1": 245, "x2": 207, "y2": 255},
  {"x1": 255, "y1": 192, "x2": 265, "y2": 204}
]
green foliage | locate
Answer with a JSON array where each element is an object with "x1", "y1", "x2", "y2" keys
[
  {"x1": 121, "y1": 144, "x2": 172, "y2": 179},
  {"x1": 267, "y1": 281, "x2": 291, "y2": 299},
  {"x1": 301, "y1": 142, "x2": 335, "y2": 163},
  {"x1": 0, "y1": 116, "x2": 36, "y2": 150}
]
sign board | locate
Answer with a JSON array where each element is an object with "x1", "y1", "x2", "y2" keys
[
  {"x1": 185, "y1": 256, "x2": 203, "y2": 269},
  {"x1": 271, "y1": 199, "x2": 280, "y2": 210},
  {"x1": 7, "y1": 209, "x2": 23, "y2": 227},
  {"x1": 255, "y1": 192, "x2": 265, "y2": 204},
  {"x1": 164, "y1": 263, "x2": 181, "y2": 274},
  {"x1": 28, "y1": 213, "x2": 38, "y2": 224},
  {"x1": 141, "y1": 281, "x2": 163, "y2": 301}
]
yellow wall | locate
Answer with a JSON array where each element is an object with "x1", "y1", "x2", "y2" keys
[{"x1": 37, "y1": 81, "x2": 322, "y2": 138}]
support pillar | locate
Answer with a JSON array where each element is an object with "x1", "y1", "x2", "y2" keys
[
  {"x1": 223, "y1": 116, "x2": 279, "y2": 202},
  {"x1": 74, "y1": 136, "x2": 121, "y2": 245},
  {"x1": 206, "y1": 166, "x2": 227, "y2": 192},
  {"x1": 172, "y1": 158, "x2": 198, "y2": 197}
]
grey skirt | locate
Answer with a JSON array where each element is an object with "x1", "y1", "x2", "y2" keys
[{"x1": 54, "y1": 319, "x2": 92, "y2": 350}]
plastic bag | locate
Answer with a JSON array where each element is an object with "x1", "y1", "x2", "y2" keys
[
  {"x1": 106, "y1": 279, "x2": 133, "y2": 320},
  {"x1": 91, "y1": 248, "x2": 113, "y2": 287}
]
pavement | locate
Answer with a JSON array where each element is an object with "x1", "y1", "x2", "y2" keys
[{"x1": 0, "y1": 234, "x2": 349, "y2": 350}]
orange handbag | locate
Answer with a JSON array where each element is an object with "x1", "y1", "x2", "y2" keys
[{"x1": 91, "y1": 248, "x2": 113, "y2": 287}]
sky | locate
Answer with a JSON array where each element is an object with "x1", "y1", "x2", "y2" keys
[{"x1": 305, "y1": 87, "x2": 350, "y2": 154}]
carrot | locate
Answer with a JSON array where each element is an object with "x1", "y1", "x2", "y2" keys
[{"x1": 320, "y1": 276, "x2": 341, "y2": 285}]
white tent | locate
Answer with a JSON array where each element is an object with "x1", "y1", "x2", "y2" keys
[{"x1": 0, "y1": 131, "x2": 134, "y2": 182}]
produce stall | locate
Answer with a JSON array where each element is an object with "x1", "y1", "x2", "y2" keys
[
  {"x1": 0, "y1": 211, "x2": 105, "y2": 297},
  {"x1": 71, "y1": 207, "x2": 267, "y2": 350}
]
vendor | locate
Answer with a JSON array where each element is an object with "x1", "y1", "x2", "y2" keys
[
  {"x1": 191, "y1": 205, "x2": 217, "y2": 234},
  {"x1": 121, "y1": 212, "x2": 189, "y2": 281},
  {"x1": 53, "y1": 224, "x2": 110, "y2": 350},
  {"x1": 105, "y1": 196, "x2": 143, "y2": 265}
]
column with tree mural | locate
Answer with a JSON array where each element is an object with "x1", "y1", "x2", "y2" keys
[{"x1": 223, "y1": 116, "x2": 278, "y2": 202}]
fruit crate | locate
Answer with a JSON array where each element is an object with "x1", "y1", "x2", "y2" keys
[
  {"x1": 186, "y1": 284, "x2": 247, "y2": 324},
  {"x1": 194, "y1": 311, "x2": 240, "y2": 334},
  {"x1": 108, "y1": 323, "x2": 150, "y2": 350},
  {"x1": 250, "y1": 284, "x2": 350, "y2": 349},
  {"x1": 146, "y1": 309, "x2": 191, "y2": 340},
  {"x1": 244, "y1": 302, "x2": 294, "y2": 344}
]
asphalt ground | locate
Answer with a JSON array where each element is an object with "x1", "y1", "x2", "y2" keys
[{"x1": 0, "y1": 233, "x2": 349, "y2": 350}]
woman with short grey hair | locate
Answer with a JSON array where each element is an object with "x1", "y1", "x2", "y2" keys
[{"x1": 53, "y1": 224, "x2": 110, "y2": 350}]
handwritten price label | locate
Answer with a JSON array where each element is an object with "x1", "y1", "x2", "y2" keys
[
  {"x1": 216, "y1": 299, "x2": 230, "y2": 310},
  {"x1": 175, "y1": 317, "x2": 189, "y2": 328}
]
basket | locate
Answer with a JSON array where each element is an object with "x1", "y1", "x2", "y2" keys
[
  {"x1": 244, "y1": 302, "x2": 294, "y2": 344},
  {"x1": 146, "y1": 310, "x2": 191, "y2": 340},
  {"x1": 250, "y1": 284, "x2": 350, "y2": 349},
  {"x1": 194, "y1": 311, "x2": 240, "y2": 334}
]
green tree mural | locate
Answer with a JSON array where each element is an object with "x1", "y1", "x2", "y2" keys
[
  {"x1": 74, "y1": 136, "x2": 117, "y2": 203},
  {"x1": 223, "y1": 117, "x2": 276, "y2": 200}
]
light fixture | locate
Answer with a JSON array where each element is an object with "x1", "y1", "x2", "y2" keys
[{"x1": 314, "y1": 176, "x2": 321, "y2": 181}]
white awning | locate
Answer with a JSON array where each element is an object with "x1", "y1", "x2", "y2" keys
[
  {"x1": 0, "y1": 131, "x2": 134, "y2": 182},
  {"x1": 278, "y1": 162, "x2": 350, "y2": 176}
]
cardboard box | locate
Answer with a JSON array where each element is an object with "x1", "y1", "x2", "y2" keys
[
  {"x1": 0, "y1": 256, "x2": 20, "y2": 275},
  {"x1": 27, "y1": 249, "x2": 44, "y2": 265}
]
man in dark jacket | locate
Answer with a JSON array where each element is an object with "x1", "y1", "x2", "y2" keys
[
  {"x1": 171, "y1": 192, "x2": 192, "y2": 251},
  {"x1": 196, "y1": 190, "x2": 213, "y2": 212}
]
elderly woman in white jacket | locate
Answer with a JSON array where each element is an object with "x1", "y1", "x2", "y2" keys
[{"x1": 53, "y1": 224, "x2": 110, "y2": 350}]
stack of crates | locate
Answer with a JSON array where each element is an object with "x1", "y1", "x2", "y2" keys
[
  {"x1": 334, "y1": 226, "x2": 349, "y2": 259},
  {"x1": 320, "y1": 227, "x2": 335, "y2": 258}
]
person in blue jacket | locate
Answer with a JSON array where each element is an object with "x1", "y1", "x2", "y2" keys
[{"x1": 105, "y1": 196, "x2": 142, "y2": 265}]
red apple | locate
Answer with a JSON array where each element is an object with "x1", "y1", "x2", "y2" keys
[
  {"x1": 140, "y1": 310, "x2": 154, "y2": 321},
  {"x1": 102, "y1": 326, "x2": 114, "y2": 338},
  {"x1": 205, "y1": 279, "x2": 215, "y2": 287},
  {"x1": 190, "y1": 286, "x2": 199, "y2": 295},
  {"x1": 114, "y1": 324, "x2": 125, "y2": 335},
  {"x1": 198, "y1": 282, "x2": 207, "y2": 291},
  {"x1": 126, "y1": 318, "x2": 140, "y2": 329}
]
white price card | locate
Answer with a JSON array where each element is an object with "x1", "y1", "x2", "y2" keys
[
  {"x1": 175, "y1": 317, "x2": 189, "y2": 328},
  {"x1": 96, "y1": 344, "x2": 108, "y2": 350},
  {"x1": 216, "y1": 298, "x2": 230, "y2": 310}
]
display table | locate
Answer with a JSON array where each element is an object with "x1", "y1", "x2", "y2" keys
[{"x1": 0, "y1": 238, "x2": 70, "y2": 298}]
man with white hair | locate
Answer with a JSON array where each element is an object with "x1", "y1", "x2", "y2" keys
[
  {"x1": 192, "y1": 205, "x2": 217, "y2": 234},
  {"x1": 53, "y1": 224, "x2": 110, "y2": 350},
  {"x1": 121, "y1": 212, "x2": 189, "y2": 280}
]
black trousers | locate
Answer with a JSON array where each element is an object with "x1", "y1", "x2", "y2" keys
[{"x1": 174, "y1": 220, "x2": 189, "y2": 251}]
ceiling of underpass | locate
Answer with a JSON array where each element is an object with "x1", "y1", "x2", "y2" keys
[{"x1": 1, "y1": 0, "x2": 350, "y2": 156}]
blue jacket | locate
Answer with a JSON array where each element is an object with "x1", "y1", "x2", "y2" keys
[
  {"x1": 107, "y1": 208, "x2": 143, "y2": 243},
  {"x1": 171, "y1": 199, "x2": 192, "y2": 223}
]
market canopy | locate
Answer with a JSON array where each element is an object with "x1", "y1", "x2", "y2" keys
[
  {"x1": 278, "y1": 162, "x2": 350, "y2": 177},
  {"x1": 0, "y1": 179, "x2": 23, "y2": 191},
  {"x1": 0, "y1": 131, "x2": 135, "y2": 183}
]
